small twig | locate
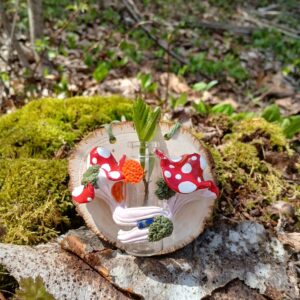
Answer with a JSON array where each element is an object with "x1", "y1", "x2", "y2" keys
[
  {"x1": 122, "y1": 0, "x2": 188, "y2": 65},
  {"x1": 0, "y1": 54, "x2": 9, "y2": 65},
  {"x1": 0, "y1": 1, "x2": 31, "y2": 69},
  {"x1": 180, "y1": 20, "x2": 255, "y2": 35},
  {"x1": 7, "y1": 0, "x2": 20, "y2": 60},
  {"x1": 117, "y1": 20, "x2": 154, "y2": 49},
  {"x1": 165, "y1": 34, "x2": 171, "y2": 105},
  {"x1": 241, "y1": 10, "x2": 300, "y2": 39}
]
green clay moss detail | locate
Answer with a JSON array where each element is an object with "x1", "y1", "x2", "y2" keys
[
  {"x1": 155, "y1": 177, "x2": 176, "y2": 200},
  {"x1": 0, "y1": 96, "x2": 132, "y2": 159},
  {"x1": 81, "y1": 165, "x2": 100, "y2": 187},
  {"x1": 148, "y1": 216, "x2": 173, "y2": 242},
  {"x1": 0, "y1": 158, "x2": 72, "y2": 245}
]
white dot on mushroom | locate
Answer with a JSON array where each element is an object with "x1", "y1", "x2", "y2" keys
[
  {"x1": 200, "y1": 156, "x2": 207, "y2": 170},
  {"x1": 178, "y1": 181, "x2": 197, "y2": 193},
  {"x1": 181, "y1": 163, "x2": 192, "y2": 174},
  {"x1": 97, "y1": 147, "x2": 111, "y2": 158},
  {"x1": 102, "y1": 163, "x2": 111, "y2": 172},
  {"x1": 191, "y1": 156, "x2": 197, "y2": 161},
  {"x1": 92, "y1": 157, "x2": 97, "y2": 164},
  {"x1": 175, "y1": 174, "x2": 182, "y2": 180},
  {"x1": 171, "y1": 156, "x2": 182, "y2": 162},
  {"x1": 164, "y1": 170, "x2": 172, "y2": 178},
  {"x1": 109, "y1": 171, "x2": 121, "y2": 179},
  {"x1": 169, "y1": 165, "x2": 175, "y2": 168},
  {"x1": 72, "y1": 185, "x2": 84, "y2": 197}
]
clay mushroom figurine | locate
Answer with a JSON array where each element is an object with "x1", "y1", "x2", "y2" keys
[
  {"x1": 155, "y1": 149, "x2": 219, "y2": 196},
  {"x1": 69, "y1": 121, "x2": 219, "y2": 256}
]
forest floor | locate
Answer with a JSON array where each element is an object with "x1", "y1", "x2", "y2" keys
[{"x1": 0, "y1": 0, "x2": 300, "y2": 116}]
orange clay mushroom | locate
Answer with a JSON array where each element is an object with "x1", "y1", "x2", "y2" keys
[{"x1": 122, "y1": 160, "x2": 144, "y2": 184}]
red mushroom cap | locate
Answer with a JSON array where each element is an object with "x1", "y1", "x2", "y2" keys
[
  {"x1": 72, "y1": 183, "x2": 95, "y2": 204},
  {"x1": 88, "y1": 147, "x2": 126, "y2": 181},
  {"x1": 155, "y1": 149, "x2": 219, "y2": 196}
]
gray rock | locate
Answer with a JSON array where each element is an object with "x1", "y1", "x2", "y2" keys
[
  {"x1": 0, "y1": 241, "x2": 128, "y2": 300},
  {"x1": 0, "y1": 221, "x2": 298, "y2": 300}
]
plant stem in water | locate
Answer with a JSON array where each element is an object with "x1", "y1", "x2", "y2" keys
[{"x1": 139, "y1": 142, "x2": 149, "y2": 205}]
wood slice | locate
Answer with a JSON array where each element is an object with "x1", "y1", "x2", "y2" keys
[{"x1": 69, "y1": 121, "x2": 218, "y2": 255}]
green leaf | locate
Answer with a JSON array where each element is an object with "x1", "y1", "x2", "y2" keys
[
  {"x1": 0, "y1": 71, "x2": 10, "y2": 82},
  {"x1": 230, "y1": 111, "x2": 256, "y2": 121},
  {"x1": 261, "y1": 104, "x2": 281, "y2": 122},
  {"x1": 132, "y1": 98, "x2": 161, "y2": 142},
  {"x1": 192, "y1": 82, "x2": 207, "y2": 92},
  {"x1": 193, "y1": 80, "x2": 218, "y2": 92},
  {"x1": 281, "y1": 116, "x2": 300, "y2": 138},
  {"x1": 173, "y1": 93, "x2": 188, "y2": 109},
  {"x1": 211, "y1": 103, "x2": 234, "y2": 115},
  {"x1": 137, "y1": 73, "x2": 157, "y2": 93},
  {"x1": 193, "y1": 100, "x2": 208, "y2": 115},
  {"x1": 84, "y1": 53, "x2": 94, "y2": 67},
  {"x1": 206, "y1": 80, "x2": 218, "y2": 90},
  {"x1": 14, "y1": 276, "x2": 55, "y2": 300},
  {"x1": 93, "y1": 62, "x2": 109, "y2": 82}
]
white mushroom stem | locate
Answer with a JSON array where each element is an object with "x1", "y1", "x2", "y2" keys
[
  {"x1": 113, "y1": 206, "x2": 169, "y2": 226},
  {"x1": 117, "y1": 227, "x2": 149, "y2": 244},
  {"x1": 167, "y1": 189, "x2": 217, "y2": 217},
  {"x1": 95, "y1": 169, "x2": 118, "y2": 211},
  {"x1": 95, "y1": 167, "x2": 170, "y2": 227}
]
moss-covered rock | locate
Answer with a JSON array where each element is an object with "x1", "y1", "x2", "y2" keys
[
  {"x1": 0, "y1": 96, "x2": 132, "y2": 159},
  {"x1": 0, "y1": 159, "x2": 71, "y2": 245},
  {"x1": 210, "y1": 117, "x2": 299, "y2": 225},
  {"x1": 0, "y1": 96, "x2": 133, "y2": 245}
]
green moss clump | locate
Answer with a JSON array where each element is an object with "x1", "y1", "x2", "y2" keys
[
  {"x1": 207, "y1": 114, "x2": 233, "y2": 132},
  {"x1": 0, "y1": 158, "x2": 72, "y2": 245},
  {"x1": 211, "y1": 141, "x2": 284, "y2": 199},
  {"x1": 211, "y1": 133, "x2": 299, "y2": 222},
  {"x1": 148, "y1": 216, "x2": 173, "y2": 242},
  {"x1": 230, "y1": 118, "x2": 287, "y2": 149},
  {"x1": 0, "y1": 96, "x2": 132, "y2": 159}
]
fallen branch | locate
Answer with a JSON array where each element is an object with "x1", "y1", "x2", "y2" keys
[
  {"x1": 180, "y1": 20, "x2": 255, "y2": 35},
  {"x1": 241, "y1": 10, "x2": 300, "y2": 39},
  {"x1": 122, "y1": 0, "x2": 188, "y2": 65}
]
